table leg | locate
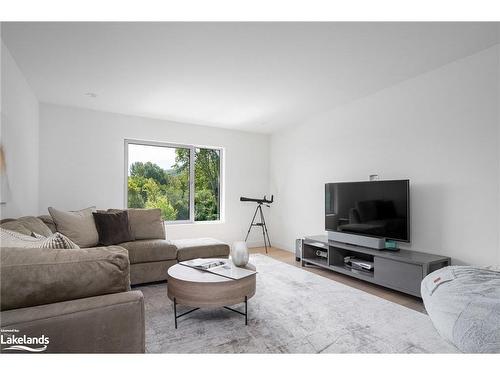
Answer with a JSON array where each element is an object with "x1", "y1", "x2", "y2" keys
[
  {"x1": 174, "y1": 297, "x2": 178, "y2": 329},
  {"x1": 173, "y1": 297, "x2": 200, "y2": 329},
  {"x1": 223, "y1": 296, "x2": 248, "y2": 326}
]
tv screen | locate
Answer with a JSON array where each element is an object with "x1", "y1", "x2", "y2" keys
[{"x1": 325, "y1": 180, "x2": 410, "y2": 242}]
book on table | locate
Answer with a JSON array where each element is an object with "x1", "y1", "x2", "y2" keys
[{"x1": 179, "y1": 258, "x2": 257, "y2": 280}]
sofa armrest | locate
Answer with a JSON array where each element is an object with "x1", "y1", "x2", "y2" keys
[
  {"x1": 1, "y1": 246, "x2": 130, "y2": 310},
  {"x1": 0, "y1": 291, "x2": 144, "y2": 353}
]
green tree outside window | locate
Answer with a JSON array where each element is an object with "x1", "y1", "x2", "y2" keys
[{"x1": 127, "y1": 144, "x2": 221, "y2": 222}]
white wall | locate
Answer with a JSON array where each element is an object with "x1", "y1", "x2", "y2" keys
[
  {"x1": 269, "y1": 45, "x2": 500, "y2": 266},
  {"x1": 0, "y1": 41, "x2": 39, "y2": 219},
  {"x1": 39, "y1": 104, "x2": 269, "y2": 246}
]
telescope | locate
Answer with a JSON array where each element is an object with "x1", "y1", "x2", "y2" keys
[
  {"x1": 240, "y1": 195, "x2": 274, "y2": 205},
  {"x1": 240, "y1": 195, "x2": 274, "y2": 253}
]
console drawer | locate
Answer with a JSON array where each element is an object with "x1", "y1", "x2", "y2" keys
[{"x1": 374, "y1": 257, "x2": 423, "y2": 296}]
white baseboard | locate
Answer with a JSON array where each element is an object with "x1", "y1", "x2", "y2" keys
[
  {"x1": 247, "y1": 240, "x2": 294, "y2": 253},
  {"x1": 246, "y1": 241, "x2": 265, "y2": 248},
  {"x1": 273, "y1": 242, "x2": 294, "y2": 253}
]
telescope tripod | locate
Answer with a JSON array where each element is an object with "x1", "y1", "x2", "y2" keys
[{"x1": 244, "y1": 203, "x2": 271, "y2": 253}]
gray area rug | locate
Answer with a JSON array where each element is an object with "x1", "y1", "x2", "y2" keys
[{"x1": 138, "y1": 254, "x2": 458, "y2": 353}]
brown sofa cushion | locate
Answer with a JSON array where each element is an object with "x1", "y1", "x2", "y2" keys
[
  {"x1": 118, "y1": 239, "x2": 177, "y2": 263},
  {"x1": 172, "y1": 238, "x2": 230, "y2": 261},
  {"x1": 127, "y1": 209, "x2": 165, "y2": 240},
  {"x1": 92, "y1": 211, "x2": 133, "y2": 246},
  {"x1": 48, "y1": 207, "x2": 99, "y2": 248},
  {"x1": 0, "y1": 246, "x2": 130, "y2": 311}
]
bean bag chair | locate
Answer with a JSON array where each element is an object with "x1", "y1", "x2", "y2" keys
[{"x1": 421, "y1": 266, "x2": 500, "y2": 353}]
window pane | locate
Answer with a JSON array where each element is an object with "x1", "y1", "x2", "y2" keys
[
  {"x1": 127, "y1": 144, "x2": 190, "y2": 221},
  {"x1": 194, "y1": 148, "x2": 221, "y2": 221}
]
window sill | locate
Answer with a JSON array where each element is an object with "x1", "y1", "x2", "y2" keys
[{"x1": 165, "y1": 220, "x2": 225, "y2": 226}]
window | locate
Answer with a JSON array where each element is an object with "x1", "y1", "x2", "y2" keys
[{"x1": 125, "y1": 140, "x2": 222, "y2": 223}]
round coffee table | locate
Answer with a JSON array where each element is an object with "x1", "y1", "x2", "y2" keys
[{"x1": 167, "y1": 259, "x2": 256, "y2": 328}]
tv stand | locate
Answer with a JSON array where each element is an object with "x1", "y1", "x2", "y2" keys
[{"x1": 301, "y1": 235, "x2": 450, "y2": 297}]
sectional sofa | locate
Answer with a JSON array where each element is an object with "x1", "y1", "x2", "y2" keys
[{"x1": 0, "y1": 212, "x2": 230, "y2": 353}]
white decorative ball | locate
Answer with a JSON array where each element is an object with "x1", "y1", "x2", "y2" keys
[{"x1": 231, "y1": 241, "x2": 249, "y2": 267}]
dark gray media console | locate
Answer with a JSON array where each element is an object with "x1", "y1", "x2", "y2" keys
[{"x1": 301, "y1": 235, "x2": 450, "y2": 297}]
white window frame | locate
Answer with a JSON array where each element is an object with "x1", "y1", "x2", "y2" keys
[{"x1": 124, "y1": 139, "x2": 224, "y2": 224}]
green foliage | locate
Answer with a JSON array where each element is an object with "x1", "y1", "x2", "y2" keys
[
  {"x1": 127, "y1": 178, "x2": 145, "y2": 208},
  {"x1": 173, "y1": 148, "x2": 190, "y2": 173},
  {"x1": 194, "y1": 148, "x2": 220, "y2": 221},
  {"x1": 127, "y1": 147, "x2": 220, "y2": 222},
  {"x1": 145, "y1": 195, "x2": 177, "y2": 221},
  {"x1": 195, "y1": 189, "x2": 218, "y2": 221},
  {"x1": 130, "y1": 161, "x2": 169, "y2": 185}
]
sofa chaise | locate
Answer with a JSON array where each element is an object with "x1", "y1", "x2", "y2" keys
[
  {"x1": 0, "y1": 212, "x2": 230, "y2": 353},
  {"x1": 3, "y1": 213, "x2": 230, "y2": 285}
]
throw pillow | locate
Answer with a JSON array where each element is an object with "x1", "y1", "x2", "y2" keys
[
  {"x1": 48, "y1": 206, "x2": 99, "y2": 248},
  {"x1": 127, "y1": 208, "x2": 165, "y2": 240},
  {"x1": 92, "y1": 210, "x2": 134, "y2": 246},
  {"x1": 0, "y1": 228, "x2": 42, "y2": 248},
  {"x1": 0, "y1": 220, "x2": 32, "y2": 236},
  {"x1": 34, "y1": 232, "x2": 81, "y2": 249},
  {"x1": 0, "y1": 229, "x2": 79, "y2": 249},
  {"x1": 38, "y1": 215, "x2": 57, "y2": 233},
  {"x1": 17, "y1": 216, "x2": 54, "y2": 237}
]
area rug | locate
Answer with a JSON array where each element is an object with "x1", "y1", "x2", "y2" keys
[{"x1": 137, "y1": 254, "x2": 458, "y2": 353}]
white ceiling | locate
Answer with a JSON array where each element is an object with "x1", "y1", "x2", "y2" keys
[{"x1": 2, "y1": 22, "x2": 499, "y2": 133}]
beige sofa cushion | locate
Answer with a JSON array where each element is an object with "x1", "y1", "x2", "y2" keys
[
  {"x1": 118, "y1": 239, "x2": 177, "y2": 263},
  {"x1": 0, "y1": 291, "x2": 145, "y2": 353},
  {"x1": 0, "y1": 220, "x2": 32, "y2": 235},
  {"x1": 127, "y1": 209, "x2": 165, "y2": 240},
  {"x1": 18, "y1": 216, "x2": 54, "y2": 237},
  {"x1": 48, "y1": 206, "x2": 99, "y2": 248},
  {"x1": 38, "y1": 215, "x2": 57, "y2": 233},
  {"x1": 0, "y1": 217, "x2": 53, "y2": 237},
  {"x1": 0, "y1": 246, "x2": 130, "y2": 311},
  {"x1": 172, "y1": 238, "x2": 230, "y2": 261}
]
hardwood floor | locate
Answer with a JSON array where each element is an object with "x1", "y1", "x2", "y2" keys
[{"x1": 249, "y1": 246, "x2": 426, "y2": 313}]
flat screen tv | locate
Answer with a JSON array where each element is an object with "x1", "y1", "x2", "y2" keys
[{"x1": 325, "y1": 180, "x2": 410, "y2": 242}]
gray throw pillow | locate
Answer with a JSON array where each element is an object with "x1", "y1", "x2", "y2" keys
[
  {"x1": 48, "y1": 206, "x2": 99, "y2": 248},
  {"x1": 127, "y1": 208, "x2": 165, "y2": 240}
]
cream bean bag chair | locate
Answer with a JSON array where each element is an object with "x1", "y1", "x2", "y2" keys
[{"x1": 421, "y1": 266, "x2": 500, "y2": 353}]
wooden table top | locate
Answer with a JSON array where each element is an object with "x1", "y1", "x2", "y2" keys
[{"x1": 168, "y1": 259, "x2": 256, "y2": 283}]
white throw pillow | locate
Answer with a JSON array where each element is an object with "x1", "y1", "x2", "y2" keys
[
  {"x1": 1, "y1": 228, "x2": 80, "y2": 249},
  {"x1": 0, "y1": 228, "x2": 41, "y2": 248}
]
